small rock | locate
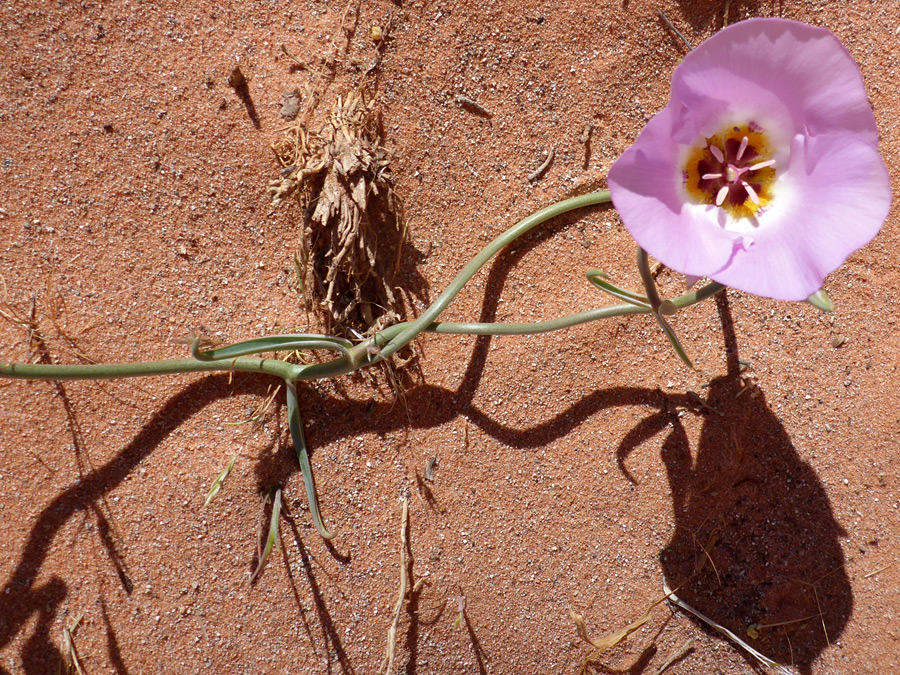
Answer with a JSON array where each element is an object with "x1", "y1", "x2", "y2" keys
[{"x1": 280, "y1": 88, "x2": 301, "y2": 121}]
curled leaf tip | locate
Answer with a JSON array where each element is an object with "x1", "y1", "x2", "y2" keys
[{"x1": 807, "y1": 289, "x2": 835, "y2": 312}]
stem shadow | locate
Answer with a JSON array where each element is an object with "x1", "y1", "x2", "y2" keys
[{"x1": 2, "y1": 216, "x2": 849, "y2": 673}]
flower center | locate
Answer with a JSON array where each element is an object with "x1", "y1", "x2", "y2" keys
[{"x1": 683, "y1": 124, "x2": 777, "y2": 218}]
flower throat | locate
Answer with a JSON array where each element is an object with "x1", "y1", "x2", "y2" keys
[{"x1": 683, "y1": 123, "x2": 777, "y2": 218}]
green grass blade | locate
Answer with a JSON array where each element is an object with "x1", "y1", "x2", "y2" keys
[
  {"x1": 250, "y1": 488, "x2": 282, "y2": 584},
  {"x1": 286, "y1": 381, "x2": 336, "y2": 539},
  {"x1": 205, "y1": 455, "x2": 238, "y2": 506}
]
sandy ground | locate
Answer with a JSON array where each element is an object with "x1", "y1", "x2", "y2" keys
[{"x1": 1, "y1": 0, "x2": 899, "y2": 673}]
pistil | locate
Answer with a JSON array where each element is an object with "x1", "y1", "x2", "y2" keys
[{"x1": 702, "y1": 134, "x2": 775, "y2": 210}]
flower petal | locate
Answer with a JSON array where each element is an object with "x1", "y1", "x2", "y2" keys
[
  {"x1": 608, "y1": 104, "x2": 740, "y2": 276},
  {"x1": 671, "y1": 19, "x2": 879, "y2": 143},
  {"x1": 708, "y1": 133, "x2": 891, "y2": 300}
]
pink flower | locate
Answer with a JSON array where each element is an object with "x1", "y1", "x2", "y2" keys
[{"x1": 608, "y1": 18, "x2": 891, "y2": 301}]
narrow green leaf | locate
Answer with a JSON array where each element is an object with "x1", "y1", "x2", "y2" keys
[
  {"x1": 250, "y1": 488, "x2": 282, "y2": 584},
  {"x1": 205, "y1": 455, "x2": 238, "y2": 506},
  {"x1": 586, "y1": 270, "x2": 651, "y2": 308},
  {"x1": 192, "y1": 334, "x2": 354, "y2": 361},
  {"x1": 286, "y1": 381, "x2": 337, "y2": 539},
  {"x1": 654, "y1": 312, "x2": 694, "y2": 368}
]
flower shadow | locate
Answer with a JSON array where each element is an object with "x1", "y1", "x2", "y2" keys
[
  {"x1": 283, "y1": 212, "x2": 852, "y2": 672},
  {"x1": 288, "y1": 212, "x2": 851, "y2": 671},
  {"x1": 618, "y1": 294, "x2": 849, "y2": 673}
]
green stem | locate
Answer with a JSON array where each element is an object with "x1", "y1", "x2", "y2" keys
[
  {"x1": 0, "y1": 189, "x2": 729, "y2": 544},
  {"x1": 1, "y1": 190, "x2": 728, "y2": 385},
  {"x1": 295, "y1": 280, "x2": 725, "y2": 379},
  {"x1": 1, "y1": 281, "x2": 726, "y2": 383},
  {"x1": 429, "y1": 279, "x2": 725, "y2": 334},
  {"x1": 374, "y1": 190, "x2": 613, "y2": 360},
  {"x1": 1, "y1": 191, "x2": 611, "y2": 384},
  {"x1": 0, "y1": 356, "x2": 300, "y2": 382}
]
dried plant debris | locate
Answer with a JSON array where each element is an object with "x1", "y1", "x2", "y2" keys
[
  {"x1": 663, "y1": 580, "x2": 793, "y2": 674},
  {"x1": 270, "y1": 88, "x2": 403, "y2": 336},
  {"x1": 61, "y1": 613, "x2": 85, "y2": 675},
  {"x1": 570, "y1": 607, "x2": 651, "y2": 656}
]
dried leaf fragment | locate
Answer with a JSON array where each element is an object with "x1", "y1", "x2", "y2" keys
[
  {"x1": 270, "y1": 87, "x2": 403, "y2": 336},
  {"x1": 570, "y1": 608, "x2": 651, "y2": 652}
]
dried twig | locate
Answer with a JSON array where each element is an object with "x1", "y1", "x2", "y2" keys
[
  {"x1": 424, "y1": 456, "x2": 438, "y2": 482},
  {"x1": 657, "y1": 10, "x2": 693, "y2": 51},
  {"x1": 572, "y1": 581, "x2": 692, "y2": 671},
  {"x1": 864, "y1": 562, "x2": 893, "y2": 579},
  {"x1": 528, "y1": 146, "x2": 555, "y2": 182},
  {"x1": 280, "y1": 44, "x2": 326, "y2": 77},
  {"x1": 455, "y1": 94, "x2": 493, "y2": 117},
  {"x1": 579, "y1": 123, "x2": 592, "y2": 145},
  {"x1": 227, "y1": 64, "x2": 247, "y2": 90},
  {"x1": 61, "y1": 614, "x2": 85, "y2": 675},
  {"x1": 570, "y1": 608, "x2": 650, "y2": 653},
  {"x1": 380, "y1": 496, "x2": 410, "y2": 675},
  {"x1": 663, "y1": 579, "x2": 793, "y2": 674}
]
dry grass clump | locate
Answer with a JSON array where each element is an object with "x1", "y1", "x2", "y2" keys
[{"x1": 270, "y1": 88, "x2": 403, "y2": 337}]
